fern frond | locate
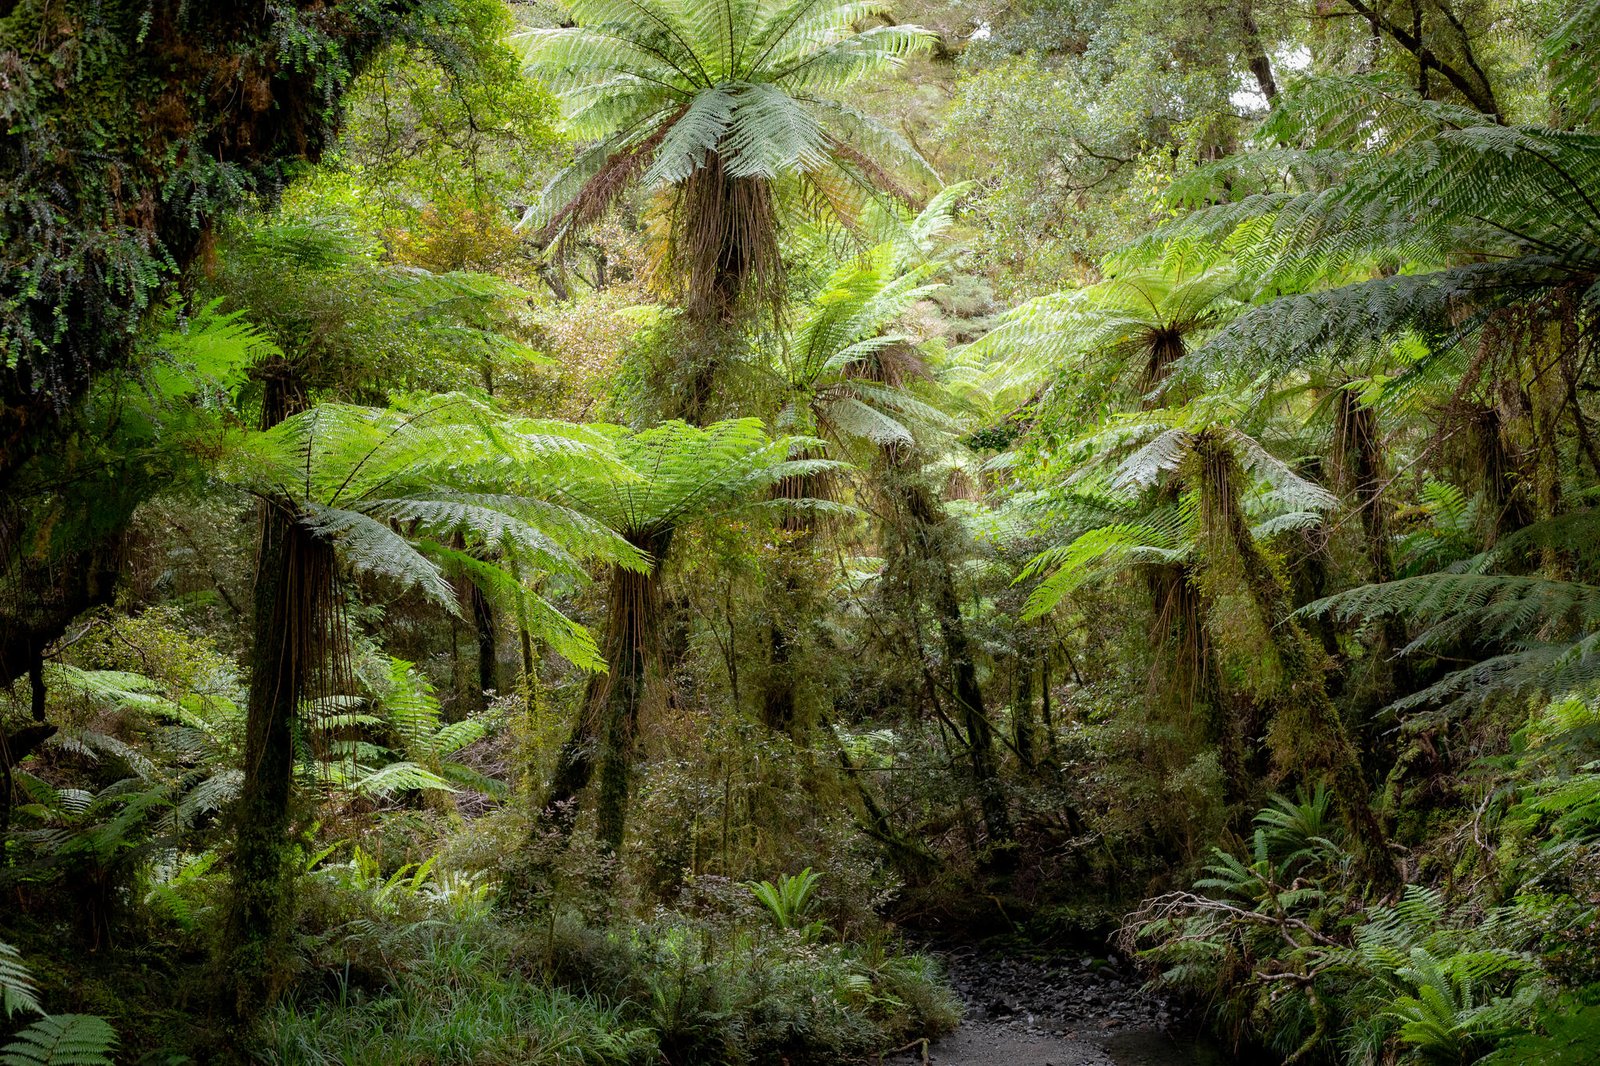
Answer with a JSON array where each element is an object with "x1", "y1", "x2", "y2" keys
[
  {"x1": 0, "y1": 944, "x2": 40, "y2": 1020},
  {"x1": 0, "y1": 1014, "x2": 117, "y2": 1066}
]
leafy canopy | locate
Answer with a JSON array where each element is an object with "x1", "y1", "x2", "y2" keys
[
  {"x1": 224, "y1": 395, "x2": 644, "y2": 669},
  {"x1": 557, "y1": 417, "x2": 845, "y2": 543}
]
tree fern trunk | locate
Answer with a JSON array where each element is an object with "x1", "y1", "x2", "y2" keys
[
  {"x1": 916, "y1": 485, "x2": 1013, "y2": 855},
  {"x1": 761, "y1": 469, "x2": 820, "y2": 735},
  {"x1": 1333, "y1": 389, "x2": 1412, "y2": 700},
  {"x1": 224, "y1": 365, "x2": 330, "y2": 1018},
  {"x1": 1013, "y1": 650, "x2": 1037, "y2": 772},
  {"x1": 542, "y1": 531, "x2": 669, "y2": 856},
  {"x1": 1191, "y1": 429, "x2": 1397, "y2": 885},
  {"x1": 471, "y1": 581, "x2": 497, "y2": 704},
  {"x1": 225, "y1": 511, "x2": 337, "y2": 1017},
  {"x1": 594, "y1": 540, "x2": 665, "y2": 854},
  {"x1": 1040, "y1": 658, "x2": 1057, "y2": 760}
]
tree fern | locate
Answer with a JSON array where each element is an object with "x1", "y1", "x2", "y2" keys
[
  {"x1": 1132, "y1": 74, "x2": 1600, "y2": 401},
  {"x1": 302, "y1": 658, "x2": 507, "y2": 801},
  {"x1": 557, "y1": 418, "x2": 841, "y2": 540},
  {"x1": 540, "y1": 416, "x2": 840, "y2": 849},
  {"x1": 224, "y1": 394, "x2": 642, "y2": 672},
  {"x1": 517, "y1": 0, "x2": 936, "y2": 317},
  {"x1": 1302, "y1": 567, "x2": 1600, "y2": 714},
  {"x1": 1546, "y1": 0, "x2": 1600, "y2": 125},
  {"x1": 968, "y1": 264, "x2": 1247, "y2": 414},
  {"x1": 768, "y1": 210, "x2": 962, "y2": 464},
  {"x1": 1018, "y1": 413, "x2": 1334, "y2": 620}
]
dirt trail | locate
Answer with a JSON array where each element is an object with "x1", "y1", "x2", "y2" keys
[{"x1": 887, "y1": 946, "x2": 1216, "y2": 1066}]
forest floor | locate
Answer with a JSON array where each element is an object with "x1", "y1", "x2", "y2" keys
[{"x1": 887, "y1": 946, "x2": 1223, "y2": 1066}]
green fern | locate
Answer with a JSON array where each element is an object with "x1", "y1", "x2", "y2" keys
[
  {"x1": 969, "y1": 263, "x2": 1246, "y2": 413},
  {"x1": 558, "y1": 418, "x2": 843, "y2": 541},
  {"x1": 1018, "y1": 413, "x2": 1334, "y2": 620},
  {"x1": 1546, "y1": 0, "x2": 1600, "y2": 124},
  {"x1": 303, "y1": 658, "x2": 506, "y2": 800},
  {"x1": 1481, "y1": 996, "x2": 1600, "y2": 1065},
  {"x1": 0, "y1": 1015, "x2": 116, "y2": 1066},
  {"x1": 1133, "y1": 74, "x2": 1600, "y2": 403},
  {"x1": 1301, "y1": 560, "x2": 1600, "y2": 714},
  {"x1": 745, "y1": 867, "x2": 824, "y2": 939},
  {"x1": 0, "y1": 943, "x2": 40, "y2": 1020},
  {"x1": 519, "y1": 0, "x2": 936, "y2": 319},
  {"x1": 225, "y1": 395, "x2": 646, "y2": 672}
]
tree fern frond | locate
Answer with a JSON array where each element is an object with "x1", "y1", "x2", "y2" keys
[
  {"x1": 0, "y1": 1015, "x2": 116, "y2": 1066},
  {"x1": 352, "y1": 762, "x2": 457, "y2": 798},
  {"x1": 1546, "y1": 0, "x2": 1600, "y2": 124},
  {"x1": 1020, "y1": 518, "x2": 1186, "y2": 620},
  {"x1": 300, "y1": 503, "x2": 457, "y2": 612},
  {"x1": 0, "y1": 944, "x2": 40, "y2": 1020},
  {"x1": 174, "y1": 770, "x2": 242, "y2": 829}
]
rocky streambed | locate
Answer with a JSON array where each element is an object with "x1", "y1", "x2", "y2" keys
[{"x1": 889, "y1": 945, "x2": 1221, "y2": 1066}]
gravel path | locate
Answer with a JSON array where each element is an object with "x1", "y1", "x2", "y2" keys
[{"x1": 886, "y1": 946, "x2": 1215, "y2": 1066}]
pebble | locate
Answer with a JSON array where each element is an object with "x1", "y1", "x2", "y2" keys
[{"x1": 934, "y1": 945, "x2": 1175, "y2": 1035}]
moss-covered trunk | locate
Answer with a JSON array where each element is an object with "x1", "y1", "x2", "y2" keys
[
  {"x1": 761, "y1": 467, "x2": 823, "y2": 735},
  {"x1": 593, "y1": 553, "x2": 662, "y2": 854},
  {"x1": 223, "y1": 367, "x2": 330, "y2": 1017},
  {"x1": 1191, "y1": 429, "x2": 1397, "y2": 885},
  {"x1": 1333, "y1": 389, "x2": 1411, "y2": 697},
  {"x1": 224, "y1": 510, "x2": 337, "y2": 1016},
  {"x1": 897, "y1": 475, "x2": 1012, "y2": 854},
  {"x1": 1012, "y1": 651, "x2": 1037, "y2": 772},
  {"x1": 541, "y1": 531, "x2": 668, "y2": 854}
]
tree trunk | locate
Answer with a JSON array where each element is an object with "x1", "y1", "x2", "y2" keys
[
  {"x1": 895, "y1": 469, "x2": 1012, "y2": 855},
  {"x1": 540, "y1": 531, "x2": 669, "y2": 854},
  {"x1": 1040, "y1": 658, "x2": 1056, "y2": 759},
  {"x1": 1239, "y1": 0, "x2": 1279, "y2": 101},
  {"x1": 471, "y1": 582, "x2": 497, "y2": 703},
  {"x1": 1192, "y1": 430, "x2": 1397, "y2": 885},
  {"x1": 1334, "y1": 390, "x2": 1411, "y2": 693},
  {"x1": 593, "y1": 561, "x2": 657, "y2": 854},
  {"x1": 223, "y1": 365, "x2": 327, "y2": 1018},
  {"x1": 224, "y1": 512, "x2": 337, "y2": 1017},
  {"x1": 931, "y1": 515, "x2": 1011, "y2": 851},
  {"x1": 1475, "y1": 403, "x2": 1532, "y2": 544},
  {"x1": 1013, "y1": 652, "x2": 1037, "y2": 772},
  {"x1": 763, "y1": 611, "x2": 798, "y2": 734},
  {"x1": 761, "y1": 469, "x2": 820, "y2": 735}
]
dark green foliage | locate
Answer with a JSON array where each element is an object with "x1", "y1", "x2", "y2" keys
[{"x1": 0, "y1": 0, "x2": 487, "y2": 478}]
